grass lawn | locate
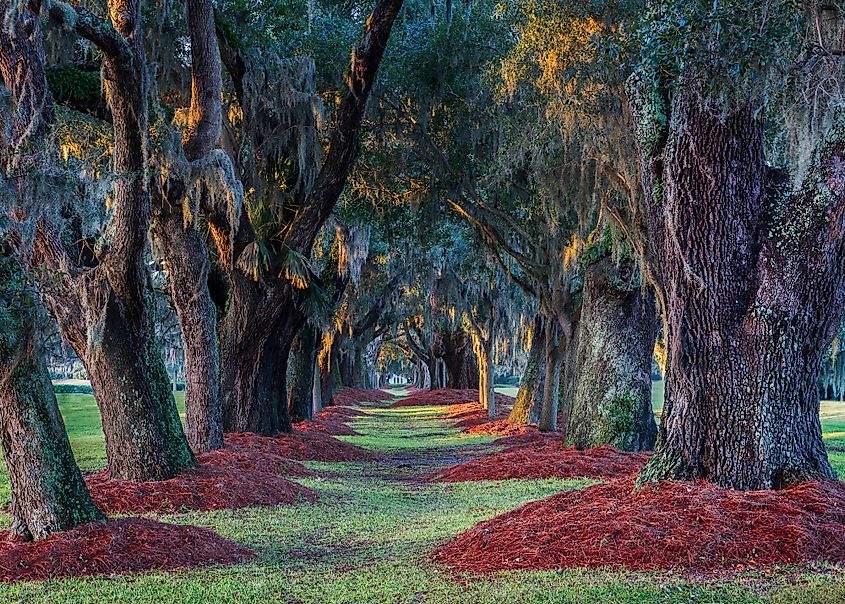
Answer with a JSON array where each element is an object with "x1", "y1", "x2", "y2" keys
[{"x1": 0, "y1": 390, "x2": 842, "y2": 602}]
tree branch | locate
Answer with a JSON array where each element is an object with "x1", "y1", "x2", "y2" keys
[
  {"x1": 283, "y1": 0, "x2": 404, "y2": 255},
  {"x1": 43, "y1": 2, "x2": 131, "y2": 63}
]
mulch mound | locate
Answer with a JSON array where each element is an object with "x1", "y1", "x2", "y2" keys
[
  {"x1": 225, "y1": 429, "x2": 378, "y2": 462},
  {"x1": 0, "y1": 518, "x2": 254, "y2": 582},
  {"x1": 429, "y1": 442, "x2": 649, "y2": 482},
  {"x1": 333, "y1": 387, "x2": 394, "y2": 405},
  {"x1": 86, "y1": 429, "x2": 374, "y2": 514},
  {"x1": 491, "y1": 432, "x2": 557, "y2": 448},
  {"x1": 390, "y1": 388, "x2": 515, "y2": 408},
  {"x1": 462, "y1": 419, "x2": 536, "y2": 437},
  {"x1": 432, "y1": 478, "x2": 845, "y2": 573},
  {"x1": 198, "y1": 447, "x2": 315, "y2": 477},
  {"x1": 296, "y1": 417, "x2": 358, "y2": 436},
  {"x1": 444, "y1": 401, "x2": 529, "y2": 437},
  {"x1": 296, "y1": 405, "x2": 367, "y2": 436},
  {"x1": 87, "y1": 448, "x2": 317, "y2": 515},
  {"x1": 322, "y1": 406, "x2": 368, "y2": 417}
]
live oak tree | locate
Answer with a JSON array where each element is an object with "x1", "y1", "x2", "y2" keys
[
  {"x1": 480, "y1": 0, "x2": 659, "y2": 446},
  {"x1": 0, "y1": 4, "x2": 106, "y2": 540},
  {"x1": 206, "y1": 0, "x2": 404, "y2": 434},
  {"x1": 288, "y1": 224, "x2": 355, "y2": 420},
  {"x1": 149, "y1": 0, "x2": 233, "y2": 453},
  {"x1": 628, "y1": 0, "x2": 845, "y2": 489},
  {"x1": 6, "y1": 0, "x2": 195, "y2": 481},
  {"x1": 438, "y1": 328, "x2": 479, "y2": 390}
]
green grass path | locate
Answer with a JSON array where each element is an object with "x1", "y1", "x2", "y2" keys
[{"x1": 0, "y1": 392, "x2": 844, "y2": 602}]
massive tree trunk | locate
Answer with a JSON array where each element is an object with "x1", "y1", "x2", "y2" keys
[
  {"x1": 289, "y1": 325, "x2": 318, "y2": 422},
  {"x1": 220, "y1": 279, "x2": 302, "y2": 433},
  {"x1": 441, "y1": 329, "x2": 479, "y2": 389},
  {"x1": 629, "y1": 81, "x2": 844, "y2": 489},
  {"x1": 509, "y1": 314, "x2": 545, "y2": 424},
  {"x1": 75, "y1": 289, "x2": 195, "y2": 480},
  {"x1": 0, "y1": 255, "x2": 104, "y2": 541},
  {"x1": 150, "y1": 0, "x2": 226, "y2": 453},
  {"x1": 566, "y1": 256, "x2": 658, "y2": 451},
  {"x1": 10, "y1": 0, "x2": 195, "y2": 481}
]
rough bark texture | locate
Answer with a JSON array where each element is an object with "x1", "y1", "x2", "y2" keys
[
  {"x1": 0, "y1": 255, "x2": 104, "y2": 541},
  {"x1": 509, "y1": 315, "x2": 545, "y2": 424},
  {"x1": 10, "y1": 1, "x2": 195, "y2": 481},
  {"x1": 221, "y1": 290, "x2": 301, "y2": 434},
  {"x1": 75, "y1": 290, "x2": 196, "y2": 481},
  {"x1": 289, "y1": 325, "x2": 318, "y2": 422},
  {"x1": 150, "y1": 0, "x2": 224, "y2": 453},
  {"x1": 629, "y1": 80, "x2": 844, "y2": 489},
  {"x1": 566, "y1": 256, "x2": 658, "y2": 452}
]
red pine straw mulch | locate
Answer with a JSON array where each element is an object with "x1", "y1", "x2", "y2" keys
[
  {"x1": 86, "y1": 429, "x2": 375, "y2": 515},
  {"x1": 332, "y1": 387, "x2": 394, "y2": 405},
  {"x1": 431, "y1": 478, "x2": 845, "y2": 573},
  {"x1": 490, "y1": 431, "x2": 558, "y2": 448},
  {"x1": 0, "y1": 517, "x2": 254, "y2": 582},
  {"x1": 197, "y1": 447, "x2": 315, "y2": 477},
  {"x1": 462, "y1": 419, "x2": 536, "y2": 437},
  {"x1": 225, "y1": 429, "x2": 378, "y2": 462},
  {"x1": 295, "y1": 404, "x2": 369, "y2": 436},
  {"x1": 389, "y1": 388, "x2": 515, "y2": 408},
  {"x1": 429, "y1": 442, "x2": 649, "y2": 482},
  {"x1": 443, "y1": 401, "x2": 531, "y2": 438},
  {"x1": 87, "y1": 448, "x2": 317, "y2": 515}
]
